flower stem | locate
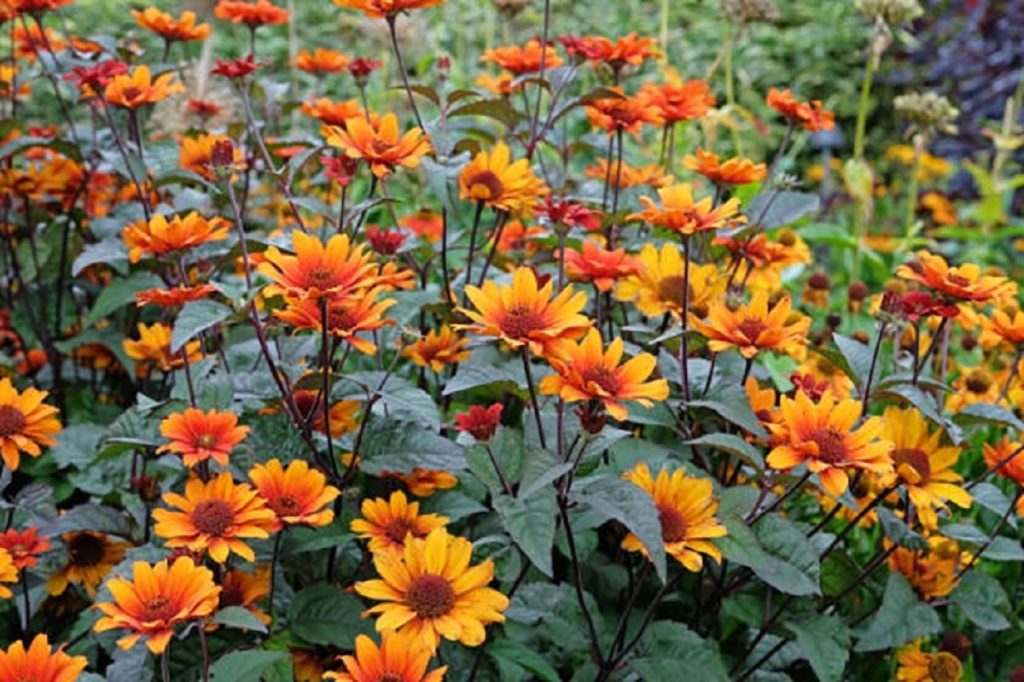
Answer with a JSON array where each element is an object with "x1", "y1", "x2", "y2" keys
[
  {"x1": 521, "y1": 348, "x2": 547, "y2": 450},
  {"x1": 268, "y1": 529, "x2": 284, "y2": 630},
  {"x1": 679, "y1": 234, "x2": 692, "y2": 401},
  {"x1": 386, "y1": 14, "x2": 426, "y2": 131}
]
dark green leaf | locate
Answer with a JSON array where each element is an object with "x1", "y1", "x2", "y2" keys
[
  {"x1": 487, "y1": 638, "x2": 561, "y2": 682},
  {"x1": 955, "y1": 402, "x2": 1024, "y2": 433},
  {"x1": 685, "y1": 433, "x2": 764, "y2": 472},
  {"x1": 359, "y1": 419, "x2": 466, "y2": 475},
  {"x1": 749, "y1": 191, "x2": 820, "y2": 229},
  {"x1": 171, "y1": 300, "x2": 232, "y2": 353},
  {"x1": 950, "y1": 571, "x2": 1011, "y2": 630},
  {"x1": 495, "y1": 490, "x2": 557, "y2": 577},
  {"x1": 972, "y1": 483, "x2": 1018, "y2": 530},
  {"x1": 877, "y1": 508, "x2": 928, "y2": 550},
  {"x1": 686, "y1": 397, "x2": 768, "y2": 441},
  {"x1": 718, "y1": 515, "x2": 819, "y2": 596},
  {"x1": 286, "y1": 584, "x2": 374, "y2": 646},
  {"x1": 72, "y1": 238, "x2": 128, "y2": 276},
  {"x1": 854, "y1": 572, "x2": 941, "y2": 651},
  {"x1": 212, "y1": 606, "x2": 268, "y2": 633},
  {"x1": 631, "y1": 622, "x2": 729, "y2": 681},
  {"x1": 833, "y1": 333, "x2": 873, "y2": 387},
  {"x1": 210, "y1": 650, "x2": 288, "y2": 682},
  {"x1": 786, "y1": 614, "x2": 850, "y2": 682}
]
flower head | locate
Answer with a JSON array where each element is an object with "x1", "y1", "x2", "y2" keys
[
  {"x1": 0, "y1": 527, "x2": 51, "y2": 569},
  {"x1": 275, "y1": 289, "x2": 396, "y2": 354},
  {"x1": 766, "y1": 87, "x2": 834, "y2": 132},
  {"x1": 454, "y1": 404, "x2": 503, "y2": 442},
  {"x1": 622, "y1": 463, "x2": 726, "y2": 572},
  {"x1": 323, "y1": 113, "x2": 432, "y2": 179},
  {"x1": 136, "y1": 284, "x2": 218, "y2": 309},
  {"x1": 0, "y1": 635, "x2": 87, "y2": 682},
  {"x1": 640, "y1": 78, "x2": 716, "y2": 123},
  {"x1": 211, "y1": 53, "x2": 264, "y2": 80},
  {"x1": 0, "y1": 550, "x2": 16, "y2": 599},
  {"x1": 404, "y1": 326, "x2": 472, "y2": 373},
  {"x1": 249, "y1": 458, "x2": 340, "y2": 531},
  {"x1": 614, "y1": 243, "x2": 723, "y2": 319},
  {"x1": 586, "y1": 87, "x2": 663, "y2": 136},
  {"x1": 217, "y1": 565, "x2": 271, "y2": 624},
  {"x1": 458, "y1": 142, "x2": 548, "y2": 217},
  {"x1": 481, "y1": 39, "x2": 562, "y2": 75},
  {"x1": 690, "y1": 291, "x2": 810, "y2": 359},
  {"x1": 104, "y1": 65, "x2": 183, "y2": 109},
  {"x1": 258, "y1": 231, "x2": 377, "y2": 301},
  {"x1": 766, "y1": 391, "x2": 893, "y2": 496},
  {"x1": 629, "y1": 183, "x2": 744, "y2": 235},
  {"x1": 0, "y1": 377, "x2": 61, "y2": 471},
  {"x1": 123, "y1": 322, "x2": 202, "y2": 373},
  {"x1": 355, "y1": 527, "x2": 509, "y2": 650},
  {"x1": 133, "y1": 8, "x2": 211, "y2": 42},
  {"x1": 457, "y1": 267, "x2": 591, "y2": 356},
  {"x1": 122, "y1": 212, "x2": 230, "y2": 263},
  {"x1": 153, "y1": 472, "x2": 276, "y2": 562},
  {"x1": 95, "y1": 557, "x2": 220, "y2": 653},
  {"x1": 331, "y1": 0, "x2": 444, "y2": 18},
  {"x1": 563, "y1": 241, "x2": 640, "y2": 292},
  {"x1": 351, "y1": 491, "x2": 449, "y2": 556},
  {"x1": 158, "y1": 408, "x2": 249, "y2": 468},
  {"x1": 296, "y1": 48, "x2": 350, "y2": 74},
  {"x1": 897, "y1": 250, "x2": 1016, "y2": 305},
  {"x1": 888, "y1": 536, "x2": 965, "y2": 601},
  {"x1": 214, "y1": 0, "x2": 289, "y2": 27},
  {"x1": 399, "y1": 209, "x2": 443, "y2": 243},
  {"x1": 684, "y1": 148, "x2": 767, "y2": 185},
  {"x1": 896, "y1": 640, "x2": 963, "y2": 682},
  {"x1": 324, "y1": 631, "x2": 446, "y2": 682},
  {"x1": 301, "y1": 97, "x2": 366, "y2": 127},
  {"x1": 47, "y1": 531, "x2": 130, "y2": 597}
]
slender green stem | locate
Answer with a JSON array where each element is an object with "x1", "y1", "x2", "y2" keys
[
  {"x1": 853, "y1": 58, "x2": 876, "y2": 160},
  {"x1": 386, "y1": 14, "x2": 425, "y2": 131},
  {"x1": 268, "y1": 529, "x2": 284, "y2": 629}
]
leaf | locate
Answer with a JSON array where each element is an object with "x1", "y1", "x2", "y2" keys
[
  {"x1": 854, "y1": 572, "x2": 941, "y2": 651},
  {"x1": 748, "y1": 191, "x2": 820, "y2": 229},
  {"x1": 685, "y1": 433, "x2": 764, "y2": 472},
  {"x1": 718, "y1": 515, "x2": 820, "y2": 596},
  {"x1": 950, "y1": 571, "x2": 1011, "y2": 630},
  {"x1": 441, "y1": 358, "x2": 523, "y2": 396},
  {"x1": 210, "y1": 650, "x2": 288, "y2": 682},
  {"x1": 877, "y1": 508, "x2": 928, "y2": 550},
  {"x1": 876, "y1": 383, "x2": 962, "y2": 444},
  {"x1": 940, "y1": 523, "x2": 988, "y2": 544},
  {"x1": 487, "y1": 638, "x2": 561, "y2": 682},
  {"x1": 972, "y1": 483, "x2": 1018, "y2": 530},
  {"x1": 286, "y1": 584, "x2": 374, "y2": 646},
  {"x1": 955, "y1": 402, "x2": 1024, "y2": 433},
  {"x1": 631, "y1": 622, "x2": 729, "y2": 681},
  {"x1": 517, "y1": 448, "x2": 572, "y2": 499},
  {"x1": 358, "y1": 419, "x2": 466, "y2": 475},
  {"x1": 981, "y1": 537, "x2": 1024, "y2": 561},
  {"x1": 686, "y1": 397, "x2": 768, "y2": 441},
  {"x1": 72, "y1": 238, "x2": 128, "y2": 276},
  {"x1": 84, "y1": 272, "x2": 164, "y2": 327},
  {"x1": 449, "y1": 98, "x2": 524, "y2": 127},
  {"x1": 786, "y1": 614, "x2": 851, "y2": 682},
  {"x1": 171, "y1": 300, "x2": 232, "y2": 353},
  {"x1": 212, "y1": 606, "x2": 268, "y2": 633},
  {"x1": 342, "y1": 372, "x2": 440, "y2": 430},
  {"x1": 574, "y1": 476, "x2": 667, "y2": 582},
  {"x1": 495, "y1": 491, "x2": 557, "y2": 577},
  {"x1": 832, "y1": 333, "x2": 873, "y2": 387},
  {"x1": 50, "y1": 423, "x2": 105, "y2": 468}
]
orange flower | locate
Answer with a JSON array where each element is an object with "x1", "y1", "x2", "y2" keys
[
  {"x1": 275, "y1": 289, "x2": 396, "y2": 354},
  {"x1": 295, "y1": 48, "x2": 350, "y2": 74},
  {"x1": 766, "y1": 390, "x2": 893, "y2": 496},
  {"x1": 94, "y1": 557, "x2": 220, "y2": 654},
  {"x1": 690, "y1": 291, "x2": 810, "y2": 359},
  {"x1": 389, "y1": 469, "x2": 458, "y2": 497},
  {"x1": 403, "y1": 326, "x2": 472, "y2": 373},
  {"x1": 576, "y1": 32, "x2": 659, "y2": 70},
  {"x1": 122, "y1": 212, "x2": 230, "y2": 262},
  {"x1": 12, "y1": 24, "x2": 65, "y2": 60},
  {"x1": 325, "y1": 631, "x2": 446, "y2": 682},
  {"x1": 684, "y1": 148, "x2": 767, "y2": 185},
  {"x1": 457, "y1": 267, "x2": 591, "y2": 356},
  {"x1": 153, "y1": 472, "x2": 276, "y2": 562},
  {"x1": 257, "y1": 231, "x2": 377, "y2": 301},
  {"x1": 493, "y1": 219, "x2": 547, "y2": 256},
  {"x1": 458, "y1": 141, "x2": 548, "y2": 217},
  {"x1": 249, "y1": 458, "x2": 340, "y2": 531},
  {"x1": 214, "y1": 0, "x2": 289, "y2": 27},
  {"x1": 217, "y1": 565, "x2": 270, "y2": 624},
  {"x1": 0, "y1": 377, "x2": 61, "y2": 472},
  {"x1": 563, "y1": 241, "x2": 640, "y2": 292},
  {"x1": 0, "y1": 634, "x2": 87, "y2": 682},
  {"x1": 136, "y1": 284, "x2": 218, "y2": 308},
  {"x1": 399, "y1": 209, "x2": 443, "y2": 243},
  {"x1": 481, "y1": 39, "x2": 562, "y2": 75},
  {"x1": 586, "y1": 87, "x2": 663, "y2": 136},
  {"x1": 640, "y1": 79, "x2": 716, "y2": 123},
  {"x1": 0, "y1": 550, "x2": 15, "y2": 599},
  {"x1": 629, "y1": 183, "x2": 744, "y2": 235},
  {"x1": 766, "y1": 87, "x2": 834, "y2": 132},
  {"x1": 585, "y1": 160, "x2": 672, "y2": 189},
  {"x1": 301, "y1": 97, "x2": 366, "y2": 127},
  {"x1": 897, "y1": 250, "x2": 1016, "y2": 305},
  {"x1": 132, "y1": 8, "x2": 211, "y2": 42},
  {"x1": 158, "y1": 408, "x2": 249, "y2": 468},
  {"x1": 47, "y1": 531, "x2": 130, "y2": 598},
  {"x1": 351, "y1": 490, "x2": 449, "y2": 555},
  {"x1": 180, "y1": 133, "x2": 245, "y2": 180},
  {"x1": 331, "y1": 0, "x2": 444, "y2": 18},
  {"x1": 323, "y1": 113, "x2": 432, "y2": 179},
  {"x1": 539, "y1": 328, "x2": 668, "y2": 421},
  {"x1": 8, "y1": 0, "x2": 73, "y2": 14},
  {"x1": 104, "y1": 65, "x2": 183, "y2": 109},
  {"x1": 123, "y1": 322, "x2": 202, "y2": 373},
  {"x1": 0, "y1": 527, "x2": 51, "y2": 569},
  {"x1": 888, "y1": 536, "x2": 965, "y2": 601},
  {"x1": 982, "y1": 436, "x2": 1024, "y2": 488},
  {"x1": 290, "y1": 390, "x2": 361, "y2": 438},
  {"x1": 475, "y1": 71, "x2": 517, "y2": 96}
]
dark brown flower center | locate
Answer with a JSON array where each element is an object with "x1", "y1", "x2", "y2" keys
[
  {"x1": 657, "y1": 504, "x2": 688, "y2": 543},
  {"x1": 807, "y1": 427, "x2": 847, "y2": 464},
  {"x1": 378, "y1": 674, "x2": 405, "y2": 682},
  {"x1": 499, "y1": 306, "x2": 544, "y2": 339},
  {"x1": 140, "y1": 595, "x2": 178, "y2": 622},
  {"x1": 326, "y1": 303, "x2": 357, "y2": 331},
  {"x1": 965, "y1": 370, "x2": 991, "y2": 394},
  {"x1": 305, "y1": 266, "x2": 338, "y2": 289},
  {"x1": 406, "y1": 574, "x2": 455, "y2": 619},
  {"x1": 384, "y1": 517, "x2": 414, "y2": 544},
  {"x1": 946, "y1": 274, "x2": 970, "y2": 288},
  {"x1": 657, "y1": 275, "x2": 686, "y2": 308},
  {"x1": 219, "y1": 582, "x2": 245, "y2": 607},
  {"x1": 582, "y1": 366, "x2": 621, "y2": 394},
  {"x1": 68, "y1": 533, "x2": 105, "y2": 567},
  {"x1": 892, "y1": 447, "x2": 931, "y2": 482},
  {"x1": 0, "y1": 405, "x2": 27, "y2": 438},
  {"x1": 927, "y1": 651, "x2": 962, "y2": 682},
  {"x1": 468, "y1": 170, "x2": 505, "y2": 201},
  {"x1": 268, "y1": 495, "x2": 301, "y2": 517},
  {"x1": 737, "y1": 318, "x2": 767, "y2": 342},
  {"x1": 121, "y1": 86, "x2": 142, "y2": 102},
  {"x1": 371, "y1": 139, "x2": 394, "y2": 155},
  {"x1": 192, "y1": 499, "x2": 234, "y2": 536}
]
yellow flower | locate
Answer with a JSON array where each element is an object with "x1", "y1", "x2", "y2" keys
[
  {"x1": 614, "y1": 242, "x2": 724, "y2": 319},
  {"x1": 351, "y1": 490, "x2": 449, "y2": 556},
  {"x1": 458, "y1": 141, "x2": 548, "y2": 218}
]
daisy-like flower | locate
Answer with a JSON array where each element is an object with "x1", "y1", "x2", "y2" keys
[
  {"x1": 481, "y1": 39, "x2": 562, "y2": 75},
  {"x1": 0, "y1": 377, "x2": 61, "y2": 472},
  {"x1": 0, "y1": 634, "x2": 87, "y2": 682},
  {"x1": 157, "y1": 408, "x2": 249, "y2": 468},
  {"x1": 563, "y1": 241, "x2": 640, "y2": 292},
  {"x1": 539, "y1": 329, "x2": 669, "y2": 421},
  {"x1": 585, "y1": 159, "x2": 672, "y2": 189},
  {"x1": 180, "y1": 133, "x2": 245, "y2": 180},
  {"x1": 403, "y1": 326, "x2": 472, "y2": 373},
  {"x1": 457, "y1": 267, "x2": 591, "y2": 357},
  {"x1": 896, "y1": 641, "x2": 963, "y2": 682},
  {"x1": 257, "y1": 231, "x2": 377, "y2": 301},
  {"x1": 570, "y1": 32, "x2": 658, "y2": 71},
  {"x1": 300, "y1": 97, "x2": 366, "y2": 127},
  {"x1": 454, "y1": 404, "x2": 503, "y2": 441},
  {"x1": 331, "y1": 0, "x2": 444, "y2": 18},
  {"x1": 12, "y1": 24, "x2": 65, "y2": 60},
  {"x1": 355, "y1": 527, "x2": 509, "y2": 650},
  {"x1": 766, "y1": 87, "x2": 834, "y2": 132},
  {"x1": 621, "y1": 462, "x2": 727, "y2": 572},
  {"x1": 122, "y1": 212, "x2": 230, "y2": 263},
  {"x1": 94, "y1": 557, "x2": 220, "y2": 654},
  {"x1": 946, "y1": 366, "x2": 1008, "y2": 413},
  {"x1": 214, "y1": 0, "x2": 289, "y2": 27},
  {"x1": 47, "y1": 531, "x2": 130, "y2": 597},
  {"x1": 391, "y1": 469, "x2": 458, "y2": 497},
  {"x1": 888, "y1": 536, "x2": 965, "y2": 601},
  {"x1": 295, "y1": 48, "x2": 350, "y2": 75},
  {"x1": 136, "y1": 284, "x2": 218, "y2": 308},
  {"x1": 0, "y1": 550, "x2": 16, "y2": 599},
  {"x1": 766, "y1": 390, "x2": 893, "y2": 497},
  {"x1": 458, "y1": 142, "x2": 548, "y2": 218},
  {"x1": 0, "y1": 527, "x2": 51, "y2": 569},
  {"x1": 323, "y1": 113, "x2": 432, "y2": 179},
  {"x1": 983, "y1": 436, "x2": 1024, "y2": 492},
  {"x1": 104, "y1": 65, "x2": 183, "y2": 109},
  {"x1": 153, "y1": 472, "x2": 276, "y2": 562},
  {"x1": 123, "y1": 322, "x2": 202, "y2": 373},
  {"x1": 132, "y1": 8, "x2": 211, "y2": 42},
  {"x1": 879, "y1": 407, "x2": 971, "y2": 529},
  {"x1": 325, "y1": 631, "x2": 446, "y2": 682},
  {"x1": 745, "y1": 377, "x2": 781, "y2": 439},
  {"x1": 690, "y1": 291, "x2": 810, "y2": 359},
  {"x1": 290, "y1": 391, "x2": 361, "y2": 438},
  {"x1": 586, "y1": 87, "x2": 663, "y2": 136},
  {"x1": 629, "y1": 183, "x2": 744, "y2": 235},
  {"x1": 400, "y1": 209, "x2": 444, "y2": 243},
  {"x1": 351, "y1": 491, "x2": 449, "y2": 556},
  {"x1": 217, "y1": 565, "x2": 271, "y2": 624},
  {"x1": 639, "y1": 78, "x2": 716, "y2": 123},
  {"x1": 684, "y1": 148, "x2": 767, "y2": 186},
  {"x1": 897, "y1": 250, "x2": 1016, "y2": 305},
  {"x1": 614, "y1": 242, "x2": 723, "y2": 319},
  {"x1": 715, "y1": 230, "x2": 812, "y2": 293},
  {"x1": 275, "y1": 290, "x2": 396, "y2": 354},
  {"x1": 249, "y1": 458, "x2": 340, "y2": 531},
  {"x1": 979, "y1": 307, "x2": 1024, "y2": 350}
]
